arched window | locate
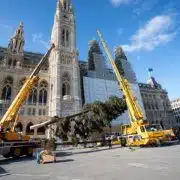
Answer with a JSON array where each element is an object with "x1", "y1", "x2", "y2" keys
[
  {"x1": 147, "y1": 103, "x2": 151, "y2": 109},
  {"x1": 39, "y1": 89, "x2": 47, "y2": 105},
  {"x1": 39, "y1": 81, "x2": 48, "y2": 105},
  {"x1": 62, "y1": 83, "x2": 70, "y2": 96},
  {"x1": 61, "y1": 29, "x2": 65, "y2": 46},
  {"x1": 8, "y1": 59, "x2": 12, "y2": 66},
  {"x1": 66, "y1": 30, "x2": 69, "y2": 47},
  {"x1": 62, "y1": 83, "x2": 66, "y2": 97},
  {"x1": 66, "y1": 84, "x2": 70, "y2": 95},
  {"x1": 64, "y1": 0, "x2": 67, "y2": 10},
  {"x1": 1, "y1": 77, "x2": 13, "y2": 100},
  {"x1": 28, "y1": 88, "x2": 37, "y2": 105},
  {"x1": 1, "y1": 85, "x2": 12, "y2": 100},
  {"x1": 26, "y1": 122, "x2": 34, "y2": 135},
  {"x1": 15, "y1": 122, "x2": 23, "y2": 132},
  {"x1": 13, "y1": 60, "x2": 17, "y2": 67},
  {"x1": 62, "y1": 72, "x2": 71, "y2": 96}
]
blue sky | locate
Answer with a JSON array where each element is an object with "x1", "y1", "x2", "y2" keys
[{"x1": 0, "y1": 0, "x2": 180, "y2": 100}]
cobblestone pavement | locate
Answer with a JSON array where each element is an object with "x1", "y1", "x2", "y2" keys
[{"x1": 0, "y1": 145, "x2": 180, "y2": 180}]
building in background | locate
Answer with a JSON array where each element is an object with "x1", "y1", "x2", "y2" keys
[
  {"x1": 0, "y1": 0, "x2": 82, "y2": 138},
  {"x1": 171, "y1": 98, "x2": 180, "y2": 127},
  {"x1": 139, "y1": 69, "x2": 176, "y2": 129},
  {"x1": 80, "y1": 40, "x2": 145, "y2": 128},
  {"x1": 0, "y1": 23, "x2": 48, "y2": 137},
  {"x1": 48, "y1": 0, "x2": 82, "y2": 117},
  {"x1": 0, "y1": 0, "x2": 177, "y2": 138}
]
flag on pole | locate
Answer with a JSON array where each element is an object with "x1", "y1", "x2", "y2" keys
[{"x1": 148, "y1": 68, "x2": 153, "y2": 72}]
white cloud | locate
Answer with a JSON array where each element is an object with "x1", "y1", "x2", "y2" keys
[
  {"x1": 133, "y1": 0, "x2": 159, "y2": 16},
  {"x1": 32, "y1": 33, "x2": 49, "y2": 49},
  {"x1": 0, "y1": 24, "x2": 13, "y2": 31},
  {"x1": 122, "y1": 15, "x2": 177, "y2": 52},
  {"x1": 110, "y1": 0, "x2": 134, "y2": 7}
]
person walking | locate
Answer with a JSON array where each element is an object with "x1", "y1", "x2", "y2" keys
[{"x1": 108, "y1": 137, "x2": 112, "y2": 149}]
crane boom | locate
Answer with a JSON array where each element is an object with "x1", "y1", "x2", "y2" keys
[
  {"x1": 96, "y1": 30, "x2": 176, "y2": 147},
  {"x1": 97, "y1": 30, "x2": 144, "y2": 124},
  {"x1": 0, "y1": 44, "x2": 55, "y2": 129}
]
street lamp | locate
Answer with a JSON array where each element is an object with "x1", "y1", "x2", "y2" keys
[{"x1": 0, "y1": 100, "x2": 3, "y2": 116}]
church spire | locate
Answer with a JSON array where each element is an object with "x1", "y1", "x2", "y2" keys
[
  {"x1": 58, "y1": 0, "x2": 73, "y2": 12},
  {"x1": 88, "y1": 40, "x2": 102, "y2": 71},
  {"x1": 114, "y1": 46, "x2": 126, "y2": 76},
  {"x1": 8, "y1": 22, "x2": 25, "y2": 55}
]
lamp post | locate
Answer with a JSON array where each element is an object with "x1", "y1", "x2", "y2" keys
[{"x1": 0, "y1": 100, "x2": 3, "y2": 116}]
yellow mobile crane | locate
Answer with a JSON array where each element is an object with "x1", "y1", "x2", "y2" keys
[
  {"x1": 97, "y1": 30, "x2": 170, "y2": 147},
  {"x1": 0, "y1": 44, "x2": 55, "y2": 158}
]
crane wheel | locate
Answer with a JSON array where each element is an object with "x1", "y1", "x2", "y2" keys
[
  {"x1": 26, "y1": 147, "x2": 33, "y2": 157},
  {"x1": 120, "y1": 138, "x2": 127, "y2": 147},
  {"x1": 12, "y1": 148, "x2": 21, "y2": 159}
]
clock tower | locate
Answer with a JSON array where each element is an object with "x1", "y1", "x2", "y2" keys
[{"x1": 48, "y1": 0, "x2": 82, "y2": 124}]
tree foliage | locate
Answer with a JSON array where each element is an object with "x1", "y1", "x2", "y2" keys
[{"x1": 55, "y1": 96, "x2": 127, "y2": 141}]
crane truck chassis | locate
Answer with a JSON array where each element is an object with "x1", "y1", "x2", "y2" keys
[
  {"x1": 0, "y1": 44, "x2": 55, "y2": 158},
  {"x1": 0, "y1": 137, "x2": 38, "y2": 158}
]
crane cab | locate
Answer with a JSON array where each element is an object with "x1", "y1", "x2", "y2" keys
[{"x1": 120, "y1": 124, "x2": 165, "y2": 147}]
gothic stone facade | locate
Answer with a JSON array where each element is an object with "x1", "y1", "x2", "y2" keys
[{"x1": 0, "y1": 0, "x2": 82, "y2": 138}]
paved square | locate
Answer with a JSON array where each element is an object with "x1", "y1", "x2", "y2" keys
[{"x1": 0, "y1": 145, "x2": 180, "y2": 180}]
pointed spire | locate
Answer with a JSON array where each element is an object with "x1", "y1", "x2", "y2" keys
[
  {"x1": 59, "y1": 0, "x2": 72, "y2": 12},
  {"x1": 114, "y1": 46, "x2": 127, "y2": 60},
  {"x1": 88, "y1": 40, "x2": 102, "y2": 71},
  {"x1": 56, "y1": 0, "x2": 61, "y2": 10},
  {"x1": 13, "y1": 22, "x2": 24, "y2": 39},
  {"x1": 114, "y1": 46, "x2": 126, "y2": 76},
  {"x1": 8, "y1": 22, "x2": 25, "y2": 55}
]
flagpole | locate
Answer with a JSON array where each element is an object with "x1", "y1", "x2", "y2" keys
[{"x1": 148, "y1": 68, "x2": 153, "y2": 78}]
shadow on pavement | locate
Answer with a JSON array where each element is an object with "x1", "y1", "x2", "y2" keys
[
  {"x1": 55, "y1": 152, "x2": 73, "y2": 157},
  {"x1": 43, "y1": 159, "x2": 74, "y2": 164},
  {"x1": 73, "y1": 146, "x2": 121, "y2": 155},
  {"x1": 0, "y1": 156, "x2": 36, "y2": 165},
  {"x1": 55, "y1": 159, "x2": 74, "y2": 163},
  {"x1": 0, "y1": 166, "x2": 11, "y2": 177}
]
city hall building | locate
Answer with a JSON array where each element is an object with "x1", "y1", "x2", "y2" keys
[{"x1": 0, "y1": 0, "x2": 176, "y2": 138}]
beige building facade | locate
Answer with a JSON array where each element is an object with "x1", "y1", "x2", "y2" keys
[
  {"x1": 171, "y1": 98, "x2": 180, "y2": 127},
  {"x1": 139, "y1": 71, "x2": 176, "y2": 129},
  {"x1": 0, "y1": 23, "x2": 50, "y2": 138}
]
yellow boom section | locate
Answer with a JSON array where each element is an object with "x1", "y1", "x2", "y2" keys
[
  {"x1": 0, "y1": 44, "x2": 55, "y2": 129},
  {"x1": 97, "y1": 30, "x2": 144, "y2": 124}
]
